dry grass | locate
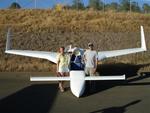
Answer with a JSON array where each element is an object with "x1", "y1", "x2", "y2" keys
[{"x1": 0, "y1": 9, "x2": 149, "y2": 72}]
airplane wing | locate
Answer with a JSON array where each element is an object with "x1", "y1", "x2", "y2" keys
[
  {"x1": 98, "y1": 26, "x2": 147, "y2": 60},
  {"x1": 85, "y1": 75, "x2": 125, "y2": 80},
  {"x1": 5, "y1": 29, "x2": 57, "y2": 63},
  {"x1": 30, "y1": 76, "x2": 70, "y2": 81},
  {"x1": 5, "y1": 26, "x2": 146, "y2": 63},
  {"x1": 30, "y1": 75, "x2": 125, "y2": 81}
]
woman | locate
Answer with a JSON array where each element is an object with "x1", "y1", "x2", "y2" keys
[{"x1": 57, "y1": 46, "x2": 69, "y2": 92}]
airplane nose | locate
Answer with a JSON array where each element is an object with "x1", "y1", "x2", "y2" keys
[
  {"x1": 72, "y1": 86, "x2": 85, "y2": 98},
  {"x1": 70, "y1": 71, "x2": 85, "y2": 98}
]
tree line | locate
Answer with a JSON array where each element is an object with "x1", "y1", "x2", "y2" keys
[
  {"x1": 9, "y1": 0, "x2": 150, "y2": 13},
  {"x1": 70, "y1": 0, "x2": 150, "y2": 13}
]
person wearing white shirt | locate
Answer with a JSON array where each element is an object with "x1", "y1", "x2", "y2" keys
[{"x1": 84, "y1": 43, "x2": 98, "y2": 76}]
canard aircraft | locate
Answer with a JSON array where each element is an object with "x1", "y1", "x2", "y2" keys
[{"x1": 5, "y1": 26, "x2": 147, "y2": 97}]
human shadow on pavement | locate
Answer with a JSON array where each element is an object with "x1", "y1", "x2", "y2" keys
[
  {"x1": 90, "y1": 100, "x2": 141, "y2": 113},
  {"x1": 0, "y1": 84, "x2": 58, "y2": 113}
]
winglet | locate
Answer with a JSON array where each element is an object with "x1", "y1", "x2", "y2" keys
[
  {"x1": 141, "y1": 26, "x2": 147, "y2": 51},
  {"x1": 5, "y1": 28, "x2": 11, "y2": 51}
]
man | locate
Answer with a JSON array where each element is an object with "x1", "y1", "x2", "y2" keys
[
  {"x1": 70, "y1": 48, "x2": 84, "y2": 70},
  {"x1": 84, "y1": 43, "x2": 98, "y2": 92},
  {"x1": 84, "y1": 43, "x2": 98, "y2": 76},
  {"x1": 57, "y1": 46, "x2": 69, "y2": 92}
]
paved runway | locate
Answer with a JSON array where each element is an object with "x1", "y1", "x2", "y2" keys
[{"x1": 0, "y1": 72, "x2": 150, "y2": 113}]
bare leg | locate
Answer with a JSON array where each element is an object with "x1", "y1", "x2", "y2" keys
[
  {"x1": 59, "y1": 82, "x2": 64, "y2": 92},
  {"x1": 59, "y1": 72, "x2": 65, "y2": 92}
]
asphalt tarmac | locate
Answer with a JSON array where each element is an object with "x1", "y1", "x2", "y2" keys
[{"x1": 0, "y1": 72, "x2": 150, "y2": 113}]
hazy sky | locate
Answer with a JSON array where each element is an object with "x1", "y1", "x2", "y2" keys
[{"x1": 0, "y1": 0, "x2": 150, "y2": 9}]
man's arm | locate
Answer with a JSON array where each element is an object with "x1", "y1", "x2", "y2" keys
[
  {"x1": 57, "y1": 61, "x2": 59, "y2": 72},
  {"x1": 95, "y1": 56, "x2": 98, "y2": 69},
  {"x1": 94, "y1": 52, "x2": 98, "y2": 74},
  {"x1": 83, "y1": 50, "x2": 87, "y2": 63},
  {"x1": 56, "y1": 54, "x2": 60, "y2": 72}
]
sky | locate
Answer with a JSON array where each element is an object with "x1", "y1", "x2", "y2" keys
[{"x1": 0, "y1": 0, "x2": 150, "y2": 9}]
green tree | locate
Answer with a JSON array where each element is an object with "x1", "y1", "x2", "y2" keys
[
  {"x1": 89, "y1": 0, "x2": 103, "y2": 10},
  {"x1": 72, "y1": 0, "x2": 85, "y2": 10},
  {"x1": 9, "y1": 2, "x2": 21, "y2": 9},
  {"x1": 131, "y1": 2, "x2": 141, "y2": 12},
  {"x1": 120, "y1": 0, "x2": 130, "y2": 11},
  {"x1": 143, "y1": 3, "x2": 150, "y2": 13},
  {"x1": 105, "y1": 2, "x2": 119, "y2": 11}
]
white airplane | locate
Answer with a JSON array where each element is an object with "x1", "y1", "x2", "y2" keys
[{"x1": 5, "y1": 26, "x2": 147, "y2": 98}]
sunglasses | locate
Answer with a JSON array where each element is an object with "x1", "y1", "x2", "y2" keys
[{"x1": 88, "y1": 45, "x2": 93, "y2": 47}]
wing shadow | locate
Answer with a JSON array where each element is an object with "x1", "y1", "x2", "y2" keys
[
  {"x1": 0, "y1": 84, "x2": 58, "y2": 113},
  {"x1": 83, "y1": 63, "x2": 150, "y2": 97}
]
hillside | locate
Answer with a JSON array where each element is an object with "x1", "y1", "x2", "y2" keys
[{"x1": 0, "y1": 9, "x2": 149, "y2": 72}]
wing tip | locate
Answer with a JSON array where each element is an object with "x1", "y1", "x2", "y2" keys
[
  {"x1": 6, "y1": 28, "x2": 11, "y2": 51},
  {"x1": 140, "y1": 25, "x2": 147, "y2": 51}
]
